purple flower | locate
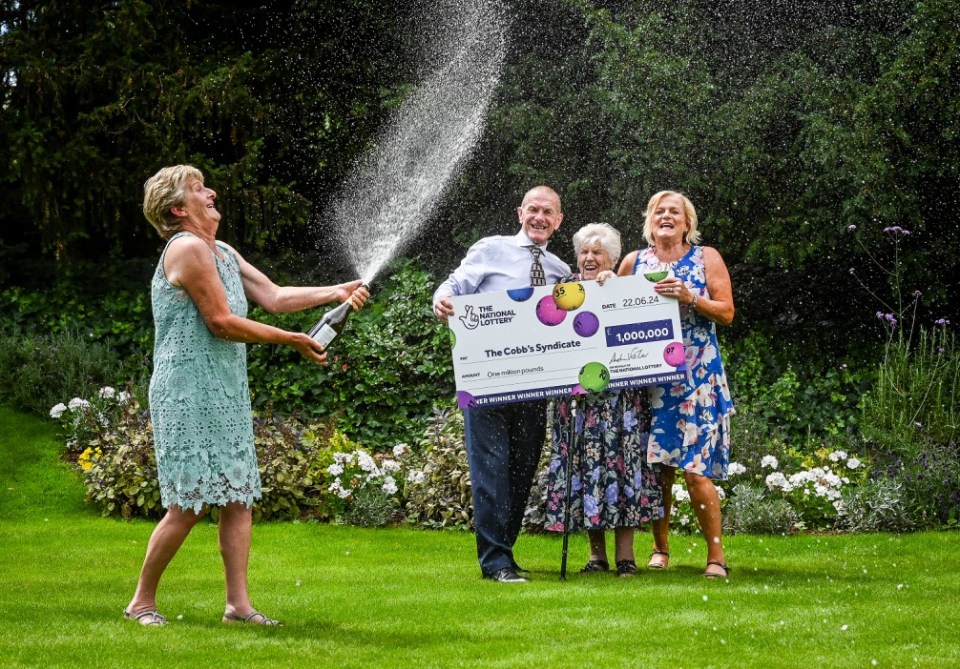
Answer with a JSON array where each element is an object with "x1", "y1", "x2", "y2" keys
[
  {"x1": 848, "y1": 267, "x2": 856, "y2": 274},
  {"x1": 876, "y1": 311, "x2": 898, "y2": 326},
  {"x1": 913, "y1": 290, "x2": 922, "y2": 298},
  {"x1": 605, "y1": 484, "x2": 619, "y2": 505},
  {"x1": 883, "y1": 226, "x2": 911, "y2": 236},
  {"x1": 935, "y1": 318, "x2": 951, "y2": 326},
  {"x1": 583, "y1": 494, "x2": 599, "y2": 518},
  {"x1": 847, "y1": 225, "x2": 857, "y2": 231}
]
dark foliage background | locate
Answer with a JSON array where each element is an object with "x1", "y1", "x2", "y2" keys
[{"x1": 2, "y1": 0, "x2": 958, "y2": 447}]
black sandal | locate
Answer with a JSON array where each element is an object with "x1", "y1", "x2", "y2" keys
[
  {"x1": 579, "y1": 559, "x2": 610, "y2": 573},
  {"x1": 703, "y1": 561, "x2": 731, "y2": 579},
  {"x1": 616, "y1": 560, "x2": 638, "y2": 577}
]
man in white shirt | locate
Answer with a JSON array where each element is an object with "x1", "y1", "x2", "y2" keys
[{"x1": 433, "y1": 186, "x2": 571, "y2": 583}]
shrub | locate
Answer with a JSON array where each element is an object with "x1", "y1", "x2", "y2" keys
[
  {"x1": 725, "y1": 331, "x2": 866, "y2": 443},
  {"x1": 252, "y1": 414, "x2": 336, "y2": 521},
  {"x1": 67, "y1": 388, "x2": 161, "y2": 519},
  {"x1": 404, "y1": 404, "x2": 472, "y2": 530},
  {"x1": 723, "y1": 484, "x2": 800, "y2": 535},
  {"x1": 323, "y1": 440, "x2": 413, "y2": 527},
  {"x1": 860, "y1": 325, "x2": 960, "y2": 527},
  {"x1": 836, "y1": 477, "x2": 916, "y2": 533},
  {"x1": 246, "y1": 258, "x2": 454, "y2": 450},
  {"x1": 522, "y1": 436, "x2": 553, "y2": 532},
  {"x1": 52, "y1": 386, "x2": 362, "y2": 521},
  {"x1": 0, "y1": 324, "x2": 133, "y2": 417}
]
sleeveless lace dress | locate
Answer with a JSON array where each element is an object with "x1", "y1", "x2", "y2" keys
[
  {"x1": 633, "y1": 246, "x2": 735, "y2": 479},
  {"x1": 149, "y1": 232, "x2": 262, "y2": 511}
]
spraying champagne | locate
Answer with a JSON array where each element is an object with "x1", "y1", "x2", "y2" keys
[{"x1": 306, "y1": 283, "x2": 369, "y2": 349}]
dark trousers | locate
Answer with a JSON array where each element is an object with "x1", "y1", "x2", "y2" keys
[{"x1": 463, "y1": 401, "x2": 546, "y2": 575}]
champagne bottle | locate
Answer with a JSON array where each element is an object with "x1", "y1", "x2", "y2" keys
[{"x1": 306, "y1": 285, "x2": 366, "y2": 348}]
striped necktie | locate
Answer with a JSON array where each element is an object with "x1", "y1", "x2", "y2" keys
[{"x1": 528, "y1": 246, "x2": 546, "y2": 286}]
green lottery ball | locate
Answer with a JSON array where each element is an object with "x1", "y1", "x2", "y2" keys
[{"x1": 578, "y1": 361, "x2": 610, "y2": 393}]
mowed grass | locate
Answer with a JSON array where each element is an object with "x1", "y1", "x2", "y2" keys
[{"x1": 1, "y1": 406, "x2": 959, "y2": 668}]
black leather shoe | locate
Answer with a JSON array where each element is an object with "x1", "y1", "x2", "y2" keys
[
  {"x1": 511, "y1": 562, "x2": 531, "y2": 576},
  {"x1": 485, "y1": 567, "x2": 530, "y2": 583}
]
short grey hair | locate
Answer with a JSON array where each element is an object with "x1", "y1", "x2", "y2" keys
[
  {"x1": 142, "y1": 165, "x2": 204, "y2": 240},
  {"x1": 572, "y1": 222, "x2": 621, "y2": 267}
]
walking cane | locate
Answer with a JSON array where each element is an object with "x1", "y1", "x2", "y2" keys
[{"x1": 560, "y1": 397, "x2": 577, "y2": 581}]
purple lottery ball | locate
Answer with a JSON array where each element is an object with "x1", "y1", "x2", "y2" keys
[
  {"x1": 456, "y1": 391, "x2": 477, "y2": 409},
  {"x1": 573, "y1": 310, "x2": 600, "y2": 337},
  {"x1": 536, "y1": 295, "x2": 567, "y2": 326}
]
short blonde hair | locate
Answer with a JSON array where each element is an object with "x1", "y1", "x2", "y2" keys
[
  {"x1": 642, "y1": 190, "x2": 701, "y2": 246},
  {"x1": 143, "y1": 165, "x2": 204, "y2": 240},
  {"x1": 572, "y1": 222, "x2": 621, "y2": 267}
]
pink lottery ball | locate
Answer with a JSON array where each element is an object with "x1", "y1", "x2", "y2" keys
[
  {"x1": 663, "y1": 341, "x2": 685, "y2": 367},
  {"x1": 536, "y1": 295, "x2": 567, "y2": 326}
]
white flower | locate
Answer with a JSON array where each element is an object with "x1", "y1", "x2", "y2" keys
[
  {"x1": 327, "y1": 463, "x2": 344, "y2": 476},
  {"x1": 765, "y1": 472, "x2": 792, "y2": 492},
  {"x1": 716, "y1": 487, "x2": 726, "y2": 501},
  {"x1": 727, "y1": 462, "x2": 747, "y2": 476},
  {"x1": 382, "y1": 459, "x2": 401, "y2": 473},
  {"x1": 357, "y1": 450, "x2": 378, "y2": 474},
  {"x1": 329, "y1": 479, "x2": 352, "y2": 499},
  {"x1": 846, "y1": 457, "x2": 861, "y2": 470},
  {"x1": 382, "y1": 476, "x2": 398, "y2": 495},
  {"x1": 392, "y1": 443, "x2": 408, "y2": 458},
  {"x1": 50, "y1": 403, "x2": 67, "y2": 419},
  {"x1": 98, "y1": 386, "x2": 116, "y2": 400},
  {"x1": 760, "y1": 455, "x2": 779, "y2": 470},
  {"x1": 407, "y1": 470, "x2": 425, "y2": 484},
  {"x1": 672, "y1": 483, "x2": 690, "y2": 502},
  {"x1": 828, "y1": 450, "x2": 848, "y2": 462},
  {"x1": 118, "y1": 391, "x2": 132, "y2": 404},
  {"x1": 68, "y1": 397, "x2": 90, "y2": 411}
]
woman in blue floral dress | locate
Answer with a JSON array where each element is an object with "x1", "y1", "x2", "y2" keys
[
  {"x1": 618, "y1": 191, "x2": 735, "y2": 579},
  {"x1": 544, "y1": 224, "x2": 663, "y2": 577}
]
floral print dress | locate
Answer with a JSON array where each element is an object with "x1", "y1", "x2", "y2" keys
[{"x1": 634, "y1": 246, "x2": 735, "y2": 479}]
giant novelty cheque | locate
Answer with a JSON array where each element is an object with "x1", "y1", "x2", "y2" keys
[{"x1": 449, "y1": 274, "x2": 686, "y2": 408}]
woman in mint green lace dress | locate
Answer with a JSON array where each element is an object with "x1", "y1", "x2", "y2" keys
[{"x1": 124, "y1": 165, "x2": 369, "y2": 627}]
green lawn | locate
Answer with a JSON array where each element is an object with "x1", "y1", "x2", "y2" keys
[{"x1": 2, "y1": 406, "x2": 959, "y2": 668}]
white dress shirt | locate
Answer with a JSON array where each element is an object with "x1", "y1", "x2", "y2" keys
[{"x1": 434, "y1": 231, "x2": 571, "y2": 300}]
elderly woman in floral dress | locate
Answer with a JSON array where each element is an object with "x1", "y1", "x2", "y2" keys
[
  {"x1": 544, "y1": 223, "x2": 663, "y2": 577},
  {"x1": 618, "y1": 191, "x2": 735, "y2": 579}
]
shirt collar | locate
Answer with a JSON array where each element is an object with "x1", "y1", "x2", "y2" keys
[{"x1": 514, "y1": 230, "x2": 549, "y2": 249}]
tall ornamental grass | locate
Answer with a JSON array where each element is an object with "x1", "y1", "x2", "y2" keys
[
  {"x1": 860, "y1": 325, "x2": 960, "y2": 527},
  {"x1": 861, "y1": 326, "x2": 959, "y2": 449}
]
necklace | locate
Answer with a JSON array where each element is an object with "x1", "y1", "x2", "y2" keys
[{"x1": 652, "y1": 244, "x2": 690, "y2": 264}]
